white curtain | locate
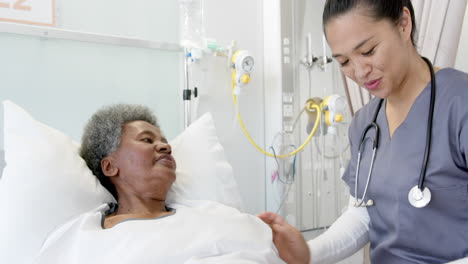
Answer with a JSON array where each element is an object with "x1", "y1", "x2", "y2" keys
[{"x1": 413, "y1": 0, "x2": 468, "y2": 68}]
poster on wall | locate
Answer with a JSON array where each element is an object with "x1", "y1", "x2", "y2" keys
[{"x1": 0, "y1": 0, "x2": 55, "y2": 26}]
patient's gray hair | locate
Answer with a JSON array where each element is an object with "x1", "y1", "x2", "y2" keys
[{"x1": 80, "y1": 104, "x2": 158, "y2": 199}]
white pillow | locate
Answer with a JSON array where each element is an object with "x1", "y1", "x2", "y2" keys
[
  {"x1": 0, "y1": 100, "x2": 243, "y2": 264},
  {"x1": 166, "y1": 113, "x2": 244, "y2": 210}
]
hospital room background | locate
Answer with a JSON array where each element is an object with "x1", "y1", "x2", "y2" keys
[{"x1": 1, "y1": 0, "x2": 468, "y2": 263}]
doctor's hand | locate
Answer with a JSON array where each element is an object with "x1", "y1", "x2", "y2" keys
[{"x1": 258, "y1": 212, "x2": 310, "y2": 264}]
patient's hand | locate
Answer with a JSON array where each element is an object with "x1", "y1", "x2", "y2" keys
[{"x1": 258, "y1": 212, "x2": 310, "y2": 264}]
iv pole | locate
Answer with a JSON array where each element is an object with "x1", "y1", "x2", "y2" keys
[{"x1": 183, "y1": 48, "x2": 192, "y2": 129}]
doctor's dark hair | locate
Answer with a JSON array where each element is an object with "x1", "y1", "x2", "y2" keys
[
  {"x1": 80, "y1": 104, "x2": 158, "y2": 199},
  {"x1": 323, "y1": 0, "x2": 417, "y2": 45}
]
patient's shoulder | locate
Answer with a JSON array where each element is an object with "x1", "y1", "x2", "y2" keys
[
  {"x1": 54, "y1": 204, "x2": 106, "y2": 231},
  {"x1": 172, "y1": 200, "x2": 263, "y2": 224},
  {"x1": 36, "y1": 204, "x2": 107, "y2": 259},
  {"x1": 170, "y1": 199, "x2": 241, "y2": 213}
]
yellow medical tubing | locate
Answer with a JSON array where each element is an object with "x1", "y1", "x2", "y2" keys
[{"x1": 231, "y1": 72, "x2": 321, "y2": 158}]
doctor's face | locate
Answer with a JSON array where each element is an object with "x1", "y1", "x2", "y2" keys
[
  {"x1": 111, "y1": 121, "x2": 176, "y2": 200},
  {"x1": 325, "y1": 7, "x2": 413, "y2": 99}
]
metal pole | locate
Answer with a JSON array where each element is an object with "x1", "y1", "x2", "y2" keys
[{"x1": 183, "y1": 48, "x2": 191, "y2": 128}]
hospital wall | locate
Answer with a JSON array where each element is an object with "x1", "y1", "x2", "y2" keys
[
  {"x1": 0, "y1": 0, "x2": 183, "y2": 147},
  {"x1": 191, "y1": 0, "x2": 267, "y2": 214}
]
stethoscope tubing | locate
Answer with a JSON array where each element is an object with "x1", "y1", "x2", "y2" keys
[
  {"x1": 417, "y1": 57, "x2": 436, "y2": 191},
  {"x1": 354, "y1": 147, "x2": 377, "y2": 207},
  {"x1": 354, "y1": 57, "x2": 435, "y2": 207}
]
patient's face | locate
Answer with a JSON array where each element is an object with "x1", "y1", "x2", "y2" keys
[{"x1": 112, "y1": 121, "x2": 176, "y2": 199}]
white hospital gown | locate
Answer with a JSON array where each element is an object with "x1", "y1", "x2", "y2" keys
[{"x1": 33, "y1": 200, "x2": 284, "y2": 264}]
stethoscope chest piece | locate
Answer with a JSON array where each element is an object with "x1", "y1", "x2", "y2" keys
[{"x1": 408, "y1": 185, "x2": 431, "y2": 208}]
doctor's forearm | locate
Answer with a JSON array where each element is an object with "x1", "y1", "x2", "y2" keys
[{"x1": 307, "y1": 197, "x2": 370, "y2": 264}]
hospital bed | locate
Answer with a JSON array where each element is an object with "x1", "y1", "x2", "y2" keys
[{"x1": 0, "y1": 101, "x2": 282, "y2": 264}]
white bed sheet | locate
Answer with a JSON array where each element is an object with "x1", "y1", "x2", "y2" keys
[{"x1": 33, "y1": 200, "x2": 284, "y2": 264}]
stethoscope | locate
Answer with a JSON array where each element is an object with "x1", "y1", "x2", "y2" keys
[{"x1": 354, "y1": 57, "x2": 436, "y2": 208}]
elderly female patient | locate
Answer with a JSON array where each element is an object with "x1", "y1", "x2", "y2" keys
[{"x1": 34, "y1": 104, "x2": 283, "y2": 264}]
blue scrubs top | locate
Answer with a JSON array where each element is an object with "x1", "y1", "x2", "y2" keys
[{"x1": 343, "y1": 68, "x2": 468, "y2": 263}]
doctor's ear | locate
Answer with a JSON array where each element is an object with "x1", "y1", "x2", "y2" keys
[
  {"x1": 399, "y1": 7, "x2": 413, "y2": 43},
  {"x1": 101, "y1": 156, "x2": 119, "y2": 177}
]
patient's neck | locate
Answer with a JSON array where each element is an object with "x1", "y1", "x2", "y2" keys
[
  {"x1": 115, "y1": 195, "x2": 169, "y2": 216},
  {"x1": 103, "y1": 194, "x2": 172, "y2": 229}
]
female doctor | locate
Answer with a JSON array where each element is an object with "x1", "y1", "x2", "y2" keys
[{"x1": 259, "y1": 0, "x2": 468, "y2": 263}]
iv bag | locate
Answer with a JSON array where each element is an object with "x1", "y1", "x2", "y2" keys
[{"x1": 179, "y1": 0, "x2": 205, "y2": 49}]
